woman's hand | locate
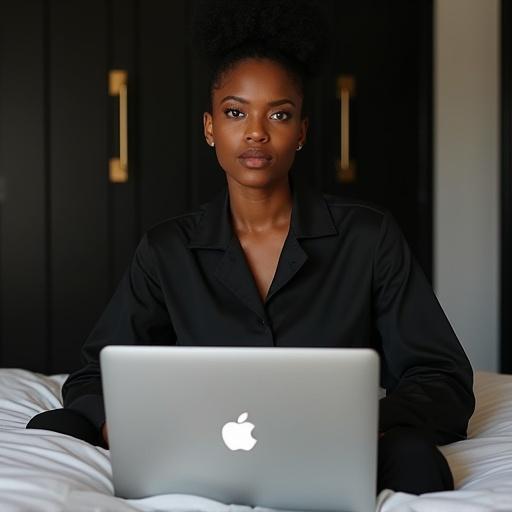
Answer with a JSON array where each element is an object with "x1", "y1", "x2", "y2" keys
[{"x1": 101, "y1": 422, "x2": 109, "y2": 447}]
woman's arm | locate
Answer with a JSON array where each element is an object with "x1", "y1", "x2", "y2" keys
[
  {"x1": 373, "y1": 211, "x2": 475, "y2": 444},
  {"x1": 62, "y1": 233, "x2": 176, "y2": 432}
]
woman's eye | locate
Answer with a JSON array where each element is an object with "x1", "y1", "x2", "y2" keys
[
  {"x1": 225, "y1": 108, "x2": 245, "y2": 118},
  {"x1": 270, "y1": 111, "x2": 291, "y2": 121}
]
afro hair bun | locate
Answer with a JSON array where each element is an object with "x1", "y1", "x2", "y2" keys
[{"x1": 192, "y1": 0, "x2": 332, "y2": 78}]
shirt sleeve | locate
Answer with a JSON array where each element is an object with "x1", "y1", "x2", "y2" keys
[
  {"x1": 373, "y1": 211, "x2": 475, "y2": 444},
  {"x1": 62, "y1": 233, "x2": 176, "y2": 430}
]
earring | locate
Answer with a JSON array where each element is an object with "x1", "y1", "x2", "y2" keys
[
  {"x1": 210, "y1": 141, "x2": 215, "y2": 147},
  {"x1": 296, "y1": 143, "x2": 303, "y2": 151}
]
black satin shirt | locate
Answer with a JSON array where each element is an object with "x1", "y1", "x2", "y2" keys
[{"x1": 62, "y1": 178, "x2": 475, "y2": 444}]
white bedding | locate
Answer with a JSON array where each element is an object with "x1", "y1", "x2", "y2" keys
[{"x1": 0, "y1": 369, "x2": 511, "y2": 512}]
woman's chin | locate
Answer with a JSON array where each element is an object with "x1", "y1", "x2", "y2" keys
[{"x1": 225, "y1": 170, "x2": 288, "y2": 190}]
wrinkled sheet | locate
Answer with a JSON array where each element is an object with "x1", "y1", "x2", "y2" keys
[{"x1": 0, "y1": 369, "x2": 511, "y2": 511}]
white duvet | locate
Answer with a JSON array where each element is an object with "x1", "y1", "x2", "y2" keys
[{"x1": 0, "y1": 369, "x2": 511, "y2": 512}]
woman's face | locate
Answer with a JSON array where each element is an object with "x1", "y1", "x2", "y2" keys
[{"x1": 203, "y1": 58, "x2": 308, "y2": 190}]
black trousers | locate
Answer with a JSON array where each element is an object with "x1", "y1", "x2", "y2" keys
[{"x1": 27, "y1": 409, "x2": 454, "y2": 495}]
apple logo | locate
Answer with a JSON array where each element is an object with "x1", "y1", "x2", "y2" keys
[{"x1": 221, "y1": 412, "x2": 257, "y2": 451}]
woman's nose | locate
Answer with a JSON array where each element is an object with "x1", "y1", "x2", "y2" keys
[{"x1": 245, "y1": 119, "x2": 269, "y2": 143}]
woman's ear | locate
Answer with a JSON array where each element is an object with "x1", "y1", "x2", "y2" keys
[
  {"x1": 203, "y1": 111, "x2": 214, "y2": 146},
  {"x1": 299, "y1": 116, "x2": 309, "y2": 146}
]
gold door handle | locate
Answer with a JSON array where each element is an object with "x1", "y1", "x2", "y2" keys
[
  {"x1": 336, "y1": 75, "x2": 356, "y2": 183},
  {"x1": 109, "y1": 70, "x2": 128, "y2": 183}
]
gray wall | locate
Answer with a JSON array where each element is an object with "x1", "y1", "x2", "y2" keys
[{"x1": 434, "y1": 0, "x2": 499, "y2": 371}]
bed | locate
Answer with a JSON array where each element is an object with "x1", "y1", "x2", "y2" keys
[{"x1": 0, "y1": 369, "x2": 511, "y2": 512}]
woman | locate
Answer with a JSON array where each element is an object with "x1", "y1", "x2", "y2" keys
[{"x1": 28, "y1": 0, "x2": 475, "y2": 496}]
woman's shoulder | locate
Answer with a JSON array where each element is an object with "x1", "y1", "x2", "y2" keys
[
  {"x1": 140, "y1": 205, "x2": 205, "y2": 249},
  {"x1": 323, "y1": 193, "x2": 387, "y2": 218},
  {"x1": 321, "y1": 193, "x2": 389, "y2": 236}
]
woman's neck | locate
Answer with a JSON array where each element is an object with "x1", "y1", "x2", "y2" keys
[{"x1": 227, "y1": 178, "x2": 292, "y2": 235}]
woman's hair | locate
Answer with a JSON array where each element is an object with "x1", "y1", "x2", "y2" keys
[{"x1": 192, "y1": 0, "x2": 333, "y2": 118}]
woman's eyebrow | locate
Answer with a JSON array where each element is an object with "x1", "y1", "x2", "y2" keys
[{"x1": 220, "y1": 95, "x2": 296, "y2": 107}]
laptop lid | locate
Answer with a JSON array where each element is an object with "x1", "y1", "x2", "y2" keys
[{"x1": 101, "y1": 346, "x2": 379, "y2": 512}]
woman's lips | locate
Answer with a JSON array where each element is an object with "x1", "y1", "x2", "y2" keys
[
  {"x1": 238, "y1": 156, "x2": 272, "y2": 169},
  {"x1": 238, "y1": 148, "x2": 273, "y2": 169}
]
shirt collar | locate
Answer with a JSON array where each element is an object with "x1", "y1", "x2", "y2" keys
[{"x1": 187, "y1": 175, "x2": 338, "y2": 250}]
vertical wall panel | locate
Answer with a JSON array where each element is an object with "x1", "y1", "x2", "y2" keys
[
  {"x1": 109, "y1": 0, "x2": 138, "y2": 289},
  {"x1": 138, "y1": 0, "x2": 190, "y2": 231},
  {"x1": 435, "y1": 0, "x2": 499, "y2": 371},
  {"x1": 49, "y1": 0, "x2": 109, "y2": 373},
  {"x1": 502, "y1": 0, "x2": 512, "y2": 373},
  {"x1": 188, "y1": 1, "x2": 226, "y2": 208},
  {"x1": 0, "y1": 1, "x2": 47, "y2": 371}
]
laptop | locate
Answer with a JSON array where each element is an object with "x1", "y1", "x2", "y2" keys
[{"x1": 100, "y1": 346, "x2": 380, "y2": 512}]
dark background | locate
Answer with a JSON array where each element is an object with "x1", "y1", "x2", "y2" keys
[
  {"x1": 501, "y1": 0, "x2": 512, "y2": 373},
  {"x1": 0, "y1": 0, "x2": 444, "y2": 373}
]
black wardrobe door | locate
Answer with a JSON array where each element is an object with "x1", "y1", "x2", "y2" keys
[
  {"x1": 49, "y1": 0, "x2": 109, "y2": 373},
  {"x1": 315, "y1": 0, "x2": 433, "y2": 280},
  {"x1": 0, "y1": 1, "x2": 47, "y2": 371}
]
